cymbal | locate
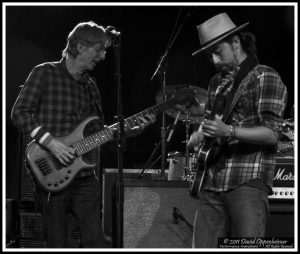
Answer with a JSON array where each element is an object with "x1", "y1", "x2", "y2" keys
[{"x1": 156, "y1": 84, "x2": 207, "y2": 124}]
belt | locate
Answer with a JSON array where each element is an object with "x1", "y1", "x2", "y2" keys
[{"x1": 76, "y1": 169, "x2": 95, "y2": 178}]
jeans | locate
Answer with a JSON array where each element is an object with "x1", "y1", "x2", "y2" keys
[
  {"x1": 192, "y1": 184, "x2": 269, "y2": 248},
  {"x1": 33, "y1": 175, "x2": 107, "y2": 248}
]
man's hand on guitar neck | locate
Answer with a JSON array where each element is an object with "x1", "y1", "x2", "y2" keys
[
  {"x1": 127, "y1": 113, "x2": 156, "y2": 138},
  {"x1": 46, "y1": 138, "x2": 76, "y2": 166}
]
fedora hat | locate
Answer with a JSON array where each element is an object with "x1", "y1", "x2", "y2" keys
[{"x1": 192, "y1": 13, "x2": 249, "y2": 56}]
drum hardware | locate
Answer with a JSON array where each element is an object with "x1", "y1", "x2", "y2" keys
[
  {"x1": 282, "y1": 118, "x2": 294, "y2": 141},
  {"x1": 277, "y1": 118, "x2": 294, "y2": 157},
  {"x1": 137, "y1": 109, "x2": 183, "y2": 179},
  {"x1": 156, "y1": 84, "x2": 207, "y2": 181},
  {"x1": 138, "y1": 84, "x2": 207, "y2": 180},
  {"x1": 181, "y1": 107, "x2": 194, "y2": 181},
  {"x1": 150, "y1": 10, "x2": 194, "y2": 180},
  {"x1": 167, "y1": 109, "x2": 198, "y2": 182},
  {"x1": 156, "y1": 84, "x2": 207, "y2": 124},
  {"x1": 167, "y1": 151, "x2": 196, "y2": 181}
]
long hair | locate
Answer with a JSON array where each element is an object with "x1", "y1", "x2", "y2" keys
[
  {"x1": 62, "y1": 21, "x2": 112, "y2": 58},
  {"x1": 225, "y1": 31, "x2": 257, "y2": 57}
]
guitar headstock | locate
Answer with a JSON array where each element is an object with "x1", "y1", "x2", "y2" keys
[{"x1": 220, "y1": 67, "x2": 240, "y2": 85}]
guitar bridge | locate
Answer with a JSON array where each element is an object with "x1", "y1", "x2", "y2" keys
[{"x1": 35, "y1": 158, "x2": 53, "y2": 176}]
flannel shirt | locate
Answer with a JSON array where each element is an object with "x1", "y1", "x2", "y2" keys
[
  {"x1": 204, "y1": 64, "x2": 288, "y2": 192},
  {"x1": 11, "y1": 58, "x2": 104, "y2": 136},
  {"x1": 11, "y1": 58, "x2": 104, "y2": 177}
]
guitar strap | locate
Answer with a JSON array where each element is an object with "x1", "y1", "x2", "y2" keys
[
  {"x1": 222, "y1": 64, "x2": 262, "y2": 123},
  {"x1": 85, "y1": 73, "x2": 105, "y2": 121},
  {"x1": 207, "y1": 65, "x2": 263, "y2": 173}
]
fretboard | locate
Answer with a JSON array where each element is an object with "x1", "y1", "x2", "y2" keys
[{"x1": 73, "y1": 99, "x2": 177, "y2": 156}]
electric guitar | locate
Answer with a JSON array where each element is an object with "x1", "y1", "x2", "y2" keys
[
  {"x1": 189, "y1": 69, "x2": 238, "y2": 199},
  {"x1": 26, "y1": 89, "x2": 194, "y2": 193}
]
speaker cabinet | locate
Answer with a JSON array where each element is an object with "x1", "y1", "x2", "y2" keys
[
  {"x1": 112, "y1": 180, "x2": 199, "y2": 248},
  {"x1": 103, "y1": 168, "x2": 160, "y2": 237},
  {"x1": 19, "y1": 134, "x2": 35, "y2": 201},
  {"x1": 19, "y1": 211, "x2": 80, "y2": 248},
  {"x1": 266, "y1": 200, "x2": 294, "y2": 238},
  {"x1": 111, "y1": 179, "x2": 295, "y2": 248},
  {"x1": 6, "y1": 199, "x2": 18, "y2": 246}
]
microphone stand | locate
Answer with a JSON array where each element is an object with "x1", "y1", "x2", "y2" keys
[
  {"x1": 173, "y1": 207, "x2": 194, "y2": 232},
  {"x1": 138, "y1": 111, "x2": 181, "y2": 179},
  {"x1": 150, "y1": 10, "x2": 191, "y2": 180},
  {"x1": 112, "y1": 34, "x2": 124, "y2": 247},
  {"x1": 160, "y1": 66, "x2": 167, "y2": 179}
]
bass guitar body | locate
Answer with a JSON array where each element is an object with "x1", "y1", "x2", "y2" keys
[{"x1": 26, "y1": 117, "x2": 98, "y2": 193}]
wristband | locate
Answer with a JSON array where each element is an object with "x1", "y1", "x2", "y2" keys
[
  {"x1": 39, "y1": 133, "x2": 54, "y2": 146},
  {"x1": 229, "y1": 125, "x2": 236, "y2": 138},
  {"x1": 32, "y1": 127, "x2": 48, "y2": 143}
]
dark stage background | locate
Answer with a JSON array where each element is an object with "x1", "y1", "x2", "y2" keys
[{"x1": 5, "y1": 5, "x2": 295, "y2": 199}]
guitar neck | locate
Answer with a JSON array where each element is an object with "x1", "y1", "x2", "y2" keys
[{"x1": 74, "y1": 99, "x2": 177, "y2": 156}]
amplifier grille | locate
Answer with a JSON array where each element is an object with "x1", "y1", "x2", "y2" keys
[{"x1": 19, "y1": 211, "x2": 80, "y2": 248}]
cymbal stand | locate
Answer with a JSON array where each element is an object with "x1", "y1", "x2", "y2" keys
[
  {"x1": 179, "y1": 108, "x2": 193, "y2": 181},
  {"x1": 160, "y1": 66, "x2": 167, "y2": 179},
  {"x1": 150, "y1": 8, "x2": 192, "y2": 179},
  {"x1": 138, "y1": 111, "x2": 181, "y2": 179},
  {"x1": 185, "y1": 109, "x2": 191, "y2": 180}
]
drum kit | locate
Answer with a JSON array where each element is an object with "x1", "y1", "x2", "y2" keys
[
  {"x1": 155, "y1": 84, "x2": 208, "y2": 181},
  {"x1": 154, "y1": 85, "x2": 295, "y2": 180},
  {"x1": 277, "y1": 118, "x2": 295, "y2": 157}
]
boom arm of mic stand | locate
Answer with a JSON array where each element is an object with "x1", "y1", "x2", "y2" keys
[
  {"x1": 151, "y1": 10, "x2": 191, "y2": 81},
  {"x1": 151, "y1": 51, "x2": 168, "y2": 81}
]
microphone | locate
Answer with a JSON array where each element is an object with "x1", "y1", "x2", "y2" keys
[
  {"x1": 166, "y1": 111, "x2": 181, "y2": 143},
  {"x1": 106, "y1": 26, "x2": 121, "y2": 38},
  {"x1": 109, "y1": 29, "x2": 121, "y2": 37}
]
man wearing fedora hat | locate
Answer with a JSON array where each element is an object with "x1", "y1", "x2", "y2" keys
[{"x1": 188, "y1": 13, "x2": 287, "y2": 247}]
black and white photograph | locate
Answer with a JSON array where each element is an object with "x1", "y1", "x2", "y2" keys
[{"x1": 3, "y1": 2, "x2": 296, "y2": 250}]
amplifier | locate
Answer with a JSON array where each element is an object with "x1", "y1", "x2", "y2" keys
[
  {"x1": 19, "y1": 211, "x2": 80, "y2": 248},
  {"x1": 111, "y1": 180, "x2": 198, "y2": 248},
  {"x1": 269, "y1": 157, "x2": 294, "y2": 199},
  {"x1": 103, "y1": 168, "x2": 163, "y2": 237}
]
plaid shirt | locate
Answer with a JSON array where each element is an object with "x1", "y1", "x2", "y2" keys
[
  {"x1": 204, "y1": 64, "x2": 288, "y2": 192},
  {"x1": 11, "y1": 58, "x2": 104, "y2": 136},
  {"x1": 11, "y1": 59, "x2": 104, "y2": 177}
]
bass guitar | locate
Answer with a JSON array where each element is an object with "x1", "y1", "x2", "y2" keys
[{"x1": 26, "y1": 89, "x2": 194, "y2": 193}]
